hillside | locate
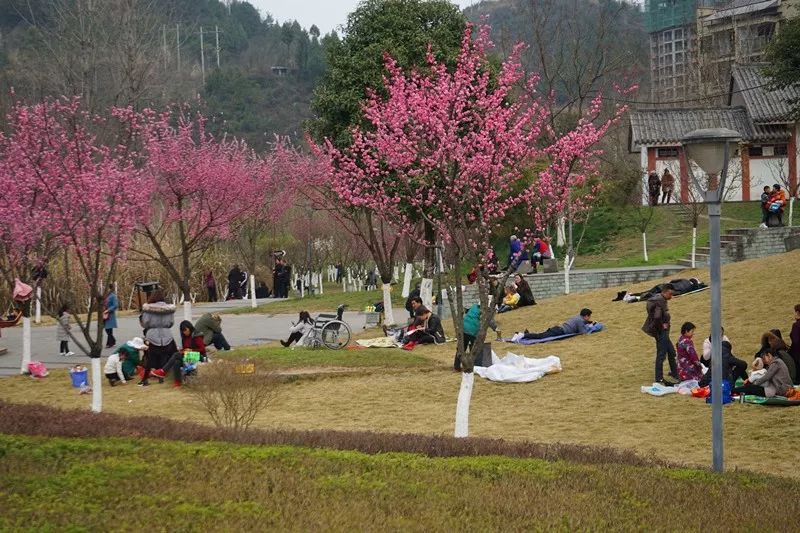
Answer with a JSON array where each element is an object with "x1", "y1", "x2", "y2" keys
[{"x1": 2, "y1": 250, "x2": 799, "y2": 477}]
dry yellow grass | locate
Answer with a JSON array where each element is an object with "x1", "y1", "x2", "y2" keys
[{"x1": 2, "y1": 250, "x2": 799, "y2": 477}]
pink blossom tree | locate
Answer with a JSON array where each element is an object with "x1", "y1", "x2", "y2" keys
[
  {"x1": 319, "y1": 25, "x2": 626, "y2": 436},
  {"x1": 119, "y1": 108, "x2": 282, "y2": 320},
  {"x1": 0, "y1": 97, "x2": 149, "y2": 411}
]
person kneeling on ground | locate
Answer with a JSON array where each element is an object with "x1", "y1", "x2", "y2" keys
[
  {"x1": 699, "y1": 340, "x2": 748, "y2": 388},
  {"x1": 522, "y1": 308, "x2": 595, "y2": 340},
  {"x1": 115, "y1": 337, "x2": 147, "y2": 382},
  {"x1": 734, "y1": 350, "x2": 793, "y2": 398},
  {"x1": 179, "y1": 320, "x2": 207, "y2": 361},
  {"x1": 676, "y1": 322, "x2": 703, "y2": 382},
  {"x1": 497, "y1": 284, "x2": 521, "y2": 314},
  {"x1": 281, "y1": 311, "x2": 313, "y2": 347},
  {"x1": 194, "y1": 313, "x2": 231, "y2": 351},
  {"x1": 454, "y1": 304, "x2": 499, "y2": 371},
  {"x1": 402, "y1": 308, "x2": 445, "y2": 349}
]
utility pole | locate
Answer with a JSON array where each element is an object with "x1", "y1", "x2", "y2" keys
[
  {"x1": 215, "y1": 25, "x2": 221, "y2": 68},
  {"x1": 199, "y1": 26, "x2": 206, "y2": 85},
  {"x1": 176, "y1": 23, "x2": 181, "y2": 73}
]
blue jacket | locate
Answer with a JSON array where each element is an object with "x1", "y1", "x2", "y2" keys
[
  {"x1": 463, "y1": 304, "x2": 481, "y2": 337},
  {"x1": 104, "y1": 291, "x2": 119, "y2": 329}
]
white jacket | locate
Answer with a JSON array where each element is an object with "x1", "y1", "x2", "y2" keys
[
  {"x1": 702, "y1": 335, "x2": 730, "y2": 362},
  {"x1": 104, "y1": 353, "x2": 126, "y2": 382}
]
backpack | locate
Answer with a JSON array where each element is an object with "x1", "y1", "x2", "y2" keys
[{"x1": 27, "y1": 361, "x2": 49, "y2": 378}]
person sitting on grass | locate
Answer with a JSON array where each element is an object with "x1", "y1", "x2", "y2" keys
[
  {"x1": 402, "y1": 307, "x2": 445, "y2": 350},
  {"x1": 179, "y1": 320, "x2": 206, "y2": 361},
  {"x1": 497, "y1": 284, "x2": 520, "y2": 314},
  {"x1": 280, "y1": 311, "x2": 313, "y2": 347},
  {"x1": 754, "y1": 331, "x2": 796, "y2": 384},
  {"x1": 194, "y1": 313, "x2": 231, "y2": 351},
  {"x1": 454, "y1": 304, "x2": 499, "y2": 371},
  {"x1": 701, "y1": 326, "x2": 730, "y2": 368},
  {"x1": 733, "y1": 350, "x2": 793, "y2": 398},
  {"x1": 521, "y1": 308, "x2": 595, "y2": 340},
  {"x1": 676, "y1": 322, "x2": 703, "y2": 382},
  {"x1": 513, "y1": 274, "x2": 536, "y2": 307},
  {"x1": 699, "y1": 340, "x2": 748, "y2": 388}
]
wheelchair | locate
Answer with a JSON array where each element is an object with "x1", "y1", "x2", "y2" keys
[{"x1": 305, "y1": 304, "x2": 352, "y2": 350}]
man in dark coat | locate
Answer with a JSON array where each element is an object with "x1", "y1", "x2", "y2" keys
[
  {"x1": 227, "y1": 265, "x2": 242, "y2": 300},
  {"x1": 642, "y1": 283, "x2": 679, "y2": 384}
]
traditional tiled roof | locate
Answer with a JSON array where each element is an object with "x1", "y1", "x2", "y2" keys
[
  {"x1": 629, "y1": 107, "x2": 788, "y2": 146},
  {"x1": 731, "y1": 64, "x2": 800, "y2": 124},
  {"x1": 703, "y1": 0, "x2": 779, "y2": 23}
]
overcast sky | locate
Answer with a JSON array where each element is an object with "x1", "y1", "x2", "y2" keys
[{"x1": 247, "y1": 0, "x2": 481, "y2": 35}]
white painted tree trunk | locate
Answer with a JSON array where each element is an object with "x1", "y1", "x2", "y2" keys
[
  {"x1": 789, "y1": 197, "x2": 795, "y2": 227},
  {"x1": 35, "y1": 287, "x2": 41, "y2": 324},
  {"x1": 563, "y1": 256, "x2": 571, "y2": 295},
  {"x1": 381, "y1": 283, "x2": 395, "y2": 326},
  {"x1": 342, "y1": 278, "x2": 347, "y2": 293},
  {"x1": 691, "y1": 226, "x2": 697, "y2": 268},
  {"x1": 250, "y1": 274, "x2": 257, "y2": 308},
  {"x1": 401, "y1": 263, "x2": 413, "y2": 297},
  {"x1": 454, "y1": 371, "x2": 475, "y2": 437},
  {"x1": 91, "y1": 357, "x2": 102, "y2": 413},
  {"x1": 642, "y1": 232, "x2": 649, "y2": 262},
  {"x1": 300, "y1": 278, "x2": 305, "y2": 298},
  {"x1": 318, "y1": 273, "x2": 324, "y2": 295},
  {"x1": 183, "y1": 300, "x2": 192, "y2": 322},
  {"x1": 20, "y1": 317, "x2": 31, "y2": 373},
  {"x1": 420, "y1": 278, "x2": 433, "y2": 309}
]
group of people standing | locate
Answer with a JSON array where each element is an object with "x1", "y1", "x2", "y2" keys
[
  {"x1": 643, "y1": 284, "x2": 800, "y2": 398},
  {"x1": 647, "y1": 168, "x2": 675, "y2": 206}
]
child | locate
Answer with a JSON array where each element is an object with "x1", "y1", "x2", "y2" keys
[
  {"x1": 57, "y1": 304, "x2": 74, "y2": 357},
  {"x1": 676, "y1": 321, "x2": 703, "y2": 382},
  {"x1": 115, "y1": 337, "x2": 147, "y2": 381},
  {"x1": 760, "y1": 185, "x2": 772, "y2": 228},
  {"x1": 104, "y1": 350, "x2": 128, "y2": 386},
  {"x1": 497, "y1": 285, "x2": 520, "y2": 314}
]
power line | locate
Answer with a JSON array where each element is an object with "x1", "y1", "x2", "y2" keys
[{"x1": 606, "y1": 80, "x2": 774, "y2": 107}]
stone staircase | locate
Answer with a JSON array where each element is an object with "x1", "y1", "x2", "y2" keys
[{"x1": 676, "y1": 227, "x2": 800, "y2": 268}]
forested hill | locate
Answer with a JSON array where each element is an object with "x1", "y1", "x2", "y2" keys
[
  {"x1": 0, "y1": 0, "x2": 647, "y2": 147},
  {"x1": 0, "y1": 0, "x2": 334, "y2": 148}
]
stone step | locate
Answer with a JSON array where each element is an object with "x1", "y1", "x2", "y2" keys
[
  {"x1": 726, "y1": 228, "x2": 754, "y2": 236},
  {"x1": 677, "y1": 258, "x2": 708, "y2": 268},
  {"x1": 695, "y1": 247, "x2": 711, "y2": 255}
]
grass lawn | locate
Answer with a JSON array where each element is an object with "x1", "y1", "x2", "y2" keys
[
  {"x1": 217, "y1": 345, "x2": 434, "y2": 370},
  {"x1": 575, "y1": 201, "x2": 762, "y2": 268},
  {"x1": 2, "y1": 250, "x2": 799, "y2": 478},
  {"x1": 1, "y1": 433, "x2": 798, "y2": 531}
]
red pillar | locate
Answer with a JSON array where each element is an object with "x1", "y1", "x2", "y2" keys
[
  {"x1": 741, "y1": 145, "x2": 751, "y2": 201},
  {"x1": 678, "y1": 146, "x2": 690, "y2": 203},
  {"x1": 647, "y1": 147, "x2": 656, "y2": 172},
  {"x1": 789, "y1": 129, "x2": 798, "y2": 196}
]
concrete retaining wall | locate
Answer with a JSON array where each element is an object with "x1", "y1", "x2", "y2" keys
[{"x1": 721, "y1": 227, "x2": 800, "y2": 264}]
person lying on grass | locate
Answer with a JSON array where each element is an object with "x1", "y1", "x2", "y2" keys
[
  {"x1": 676, "y1": 322, "x2": 703, "y2": 382},
  {"x1": 733, "y1": 350, "x2": 793, "y2": 398},
  {"x1": 519, "y1": 308, "x2": 595, "y2": 340},
  {"x1": 614, "y1": 278, "x2": 705, "y2": 303},
  {"x1": 280, "y1": 311, "x2": 313, "y2": 347}
]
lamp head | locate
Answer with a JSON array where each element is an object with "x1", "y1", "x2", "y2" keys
[{"x1": 681, "y1": 128, "x2": 741, "y2": 177}]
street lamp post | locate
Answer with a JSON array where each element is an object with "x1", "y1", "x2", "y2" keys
[{"x1": 681, "y1": 128, "x2": 741, "y2": 473}]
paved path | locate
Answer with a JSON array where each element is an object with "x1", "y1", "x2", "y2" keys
[{"x1": 0, "y1": 298, "x2": 404, "y2": 377}]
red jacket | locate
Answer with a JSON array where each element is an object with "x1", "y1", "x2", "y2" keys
[{"x1": 181, "y1": 334, "x2": 206, "y2": 355}]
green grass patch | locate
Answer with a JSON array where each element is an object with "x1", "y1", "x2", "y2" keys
[
  {"x1": 0, "y1": 434, "x2": 795, "y2": 531},
  {"x1": 220, "y1": 345, "x2": 433, "y2": 369}
]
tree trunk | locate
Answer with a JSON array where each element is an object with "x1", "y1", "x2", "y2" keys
[
  {"x1": 454, "y1": 371, "x2": 474, "y2": 437},
  {"x1": 250, "y1": 274, "x2": 257, "y2": 308},
  {"x1": 421, "y1": 222, "x2": 435, "y2": 309},
  {"x1": 90, "y1": 356, "x2": 102, "y2": 413},
  {"x1": 642, "y1": 232, "x2": 649, "y2": 262},
  {"x1": 691, "y1": 226, "x2": 697, "y2": 268},
  {"x1": 20, "y1": 316, "x2": 31, "y2": 374},
  {"x1": 35, "y1": 287, "x2": 41, "y2": 324},
  {"x1": 563, "y1": 255, "x2": 571, "y2": 295},
  {"x1": 381, "y1": 283, "x2": 395, "y2": 326},
  {"x1": 789, "y1": 197, "x2": 795, "y2": 227},
  {"x1": 401, "y1": 262, "x2": 413, "y2": 297},
  {"x1": 183, "y1": 301, "x2": 192, "y2": 322}
]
